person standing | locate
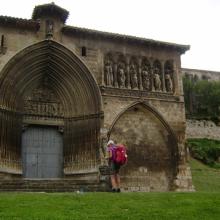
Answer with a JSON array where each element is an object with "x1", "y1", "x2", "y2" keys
[{"x1": 106, "y1": 140, "x2": 121, "y2": 192}]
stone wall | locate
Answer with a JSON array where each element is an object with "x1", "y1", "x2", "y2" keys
[
  {"x1": 182, "y1": 68, "x2": 220, "y2": 81},
  {"x1": 186, "y1": 119, "x2": 220, "y2": 140}
]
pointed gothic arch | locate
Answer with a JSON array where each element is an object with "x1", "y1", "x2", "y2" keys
[
  {"x1": 0, "y1": 40, "x2": 102, "y2": 175},
  {"x1": 108, "y1": 101, "x2": 178, "y2": 191}
]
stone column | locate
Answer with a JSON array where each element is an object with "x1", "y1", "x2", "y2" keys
[
  {"x1": 113, "y1": 57, "x2": 118, "y2": 88},
  {"x1": 101, "y1": 56, "x2": 105, "y2": 86},
  {"x1": 126, "y1": 56, "x2": 131, "y2": 89},
  {"x1": 138, "y1": 57, "x2": 143, "y2": 90},
  {"x1": 161, "y1": 60, "x2": 166, "y2": 92},
  {"x1": 173, "y1": 61, "x2": 178, "y2": 95},
  {"x1": 99, "y1": 128, "x2": 108, "y2": 165},
  {"x1": 173, "y1": 131, "x2": 194, "y2": 192},
  {"x1": 149, "y1": 59, "x2": 155, "y2": 91}
]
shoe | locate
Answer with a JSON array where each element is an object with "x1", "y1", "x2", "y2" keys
[
  {"x1": 116, "y1": 188, "x2": 121, "y2": 193},
  {"x1": 112, "y1": 188, "x2": 117, "y2": 192}
]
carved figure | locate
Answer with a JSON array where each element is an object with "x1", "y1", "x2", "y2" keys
[
  {"x1": 154, "y1": 67, "x2": 161, "y2": 91},
  {"x1": 142, "y1": 68, "x2": 151, "y2": 90},
  {"x1": 46, "y1": 20, "x2": 54, "y2": 38},
  {"x1": 117, "y1": 65, "x2": 126, "y2": 88},
  {"x1": 130, "y1": 63, "x2": 138, "y2": 89},
  {"x1": 104, "y1": 60, "x2": 113, "y2": 86},
  {"x1": 165, "y1": 73, "x2": 173, "y2": 92}
]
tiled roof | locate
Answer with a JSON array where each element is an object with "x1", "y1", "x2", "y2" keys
[{"x1": 0, "y1": 16, "x2": 39, "y2": 30}]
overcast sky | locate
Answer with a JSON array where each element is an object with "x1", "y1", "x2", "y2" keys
[{"x1": 0, "y1": 0, "x2": 220, "y2": 72}]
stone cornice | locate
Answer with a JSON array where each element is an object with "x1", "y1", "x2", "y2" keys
[{"x1": 62, "y1": 25, "x2": 190, "y2": 54}]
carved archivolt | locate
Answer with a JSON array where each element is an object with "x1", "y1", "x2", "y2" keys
[{"x1": 104, "y1": 54, "x2": 175, "y2": 93}]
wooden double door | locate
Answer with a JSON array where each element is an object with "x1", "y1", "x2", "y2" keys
[{"x1": 22, "y1": 126, "x2": 63, "y2": 178}]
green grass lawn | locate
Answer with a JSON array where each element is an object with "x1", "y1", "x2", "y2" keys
[
  {"x1": 0, "y1": 158, "x2": 219, "y2": 220},
  {"x1": 190, "y1": 157, "x2": 220, "y2": 192},
  {"x1": 0, "y1": 192, "x2": 219, "y2": 220}
]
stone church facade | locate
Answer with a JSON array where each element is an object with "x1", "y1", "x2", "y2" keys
[{"x1": 0, "y1": 3, "x2": 193, "y2": 191}]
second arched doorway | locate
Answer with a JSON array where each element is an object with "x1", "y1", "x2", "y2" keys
[{"x1": 108, "y1": 102, "x2": 178, "y2": 191}]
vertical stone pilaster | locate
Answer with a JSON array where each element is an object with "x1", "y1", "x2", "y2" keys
[
  {"x1": 126, "y1": 56, "x2": 131, "y2": 89},
  {"x1": 149, "y1": 59, "x2": 155, "y2": 91},
  {"x1": 138, "y1": 57, "x2": 143, "y2": 90},
  {"x1": 173, "y1": 61, "x2": 178, "y2": 95},
  {"x1": 113, "y1": 57, "x2": 118, "y2": 88},
  {"x1": 161, "y1": 60, "x2": 166, "y2": 92},
  {"x1": 101, "y1": 55, "x2": 105, "y2": 86},
  {"x1": 99, "y1": 127, "x2": 108, "y2": 165}
]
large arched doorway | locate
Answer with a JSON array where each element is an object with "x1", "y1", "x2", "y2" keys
[
  {"x1": 108, "y1": 102, "x2": 178, "y2": 191},
  {"x1": 0, "y1": 40, "x2": 102, "y2": 178}
]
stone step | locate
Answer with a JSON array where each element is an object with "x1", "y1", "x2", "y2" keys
[{"x1": 0, "y1": 179, "x2": 110, "y2": 192}]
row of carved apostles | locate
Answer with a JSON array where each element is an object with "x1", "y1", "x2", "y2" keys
[{"x1": 104, "y1": 56, "x2": 174, "y2": 92}]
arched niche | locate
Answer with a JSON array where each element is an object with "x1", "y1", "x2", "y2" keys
[
  {"x1": 117, "y1": 54, "x2": 126, "y2": 89},
  {"x1": 129, "y1": 56, "x2": 138, "y2": 89},
  {"x1": 141, "y1": 58, "x2": 152, "y2": 91},
  {"x1": 164, "y1": 60, "x2": 174, "y2": 93},
  {"x1": 153, "y1": 60, "x2": 162, "y2": 91},
  {"x1": 104, "y1": 53, "x2": 114, "y2": 87},
  {"x1": 108, "y1": 102, "x2": 178, "y2": 191}
]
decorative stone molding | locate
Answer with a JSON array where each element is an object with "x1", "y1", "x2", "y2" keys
[{"x1": 100, "y1": 86, "x2": 180, "y2": 102}]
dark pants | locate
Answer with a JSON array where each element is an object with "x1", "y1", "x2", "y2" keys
[{"x1": 109, "y1": 160, "x2": 121, "y2": 175}]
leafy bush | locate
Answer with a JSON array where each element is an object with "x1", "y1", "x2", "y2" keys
[{"x1": 187, "y1": 138, "x2": 220, "y2": 168}]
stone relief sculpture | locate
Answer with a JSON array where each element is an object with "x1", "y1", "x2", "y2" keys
[
  {"x1": 164, "y1": 62, "x2": 174, "y2": 92},
  {"x1": 117, "y1": 64, "x2": 126, "y2": 88},
  {"x1": 129, "y1": 63, "x2": 138, "y2": 89},
  {"x1": 165, "y1": 73, "x2": 173, "y2": 92},
  {"x1": 104, "y1": 59, "x2": 113, "y2": 86},
  {"x1": 142, "y1": 66, "x2": 151, "y2": 90},
  {"x1": 24, "y1": 84, "x2": 63, "y2": 117},
  {"x1": 103, "y1": 55, "x2": 175, "y2": 94},
  {"x1": 153, "y1": 67, "x2": 161, "y2": 91}
]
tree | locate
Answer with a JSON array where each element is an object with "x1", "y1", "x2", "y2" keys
[{"x1": 183, "y1": 76, "x2": 220, "y2": 122}]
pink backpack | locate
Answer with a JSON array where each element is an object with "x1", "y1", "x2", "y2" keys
[{"x1": 113, "y1": 144, "x2": 127, "y2": 165}]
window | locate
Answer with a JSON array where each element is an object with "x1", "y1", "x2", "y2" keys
[
  {"x1": 1, "y1": 35, "x2": 4, "y2": 47},
  {"x1": 81, "y1": 46, "x2": 86, "y2": 56}
]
